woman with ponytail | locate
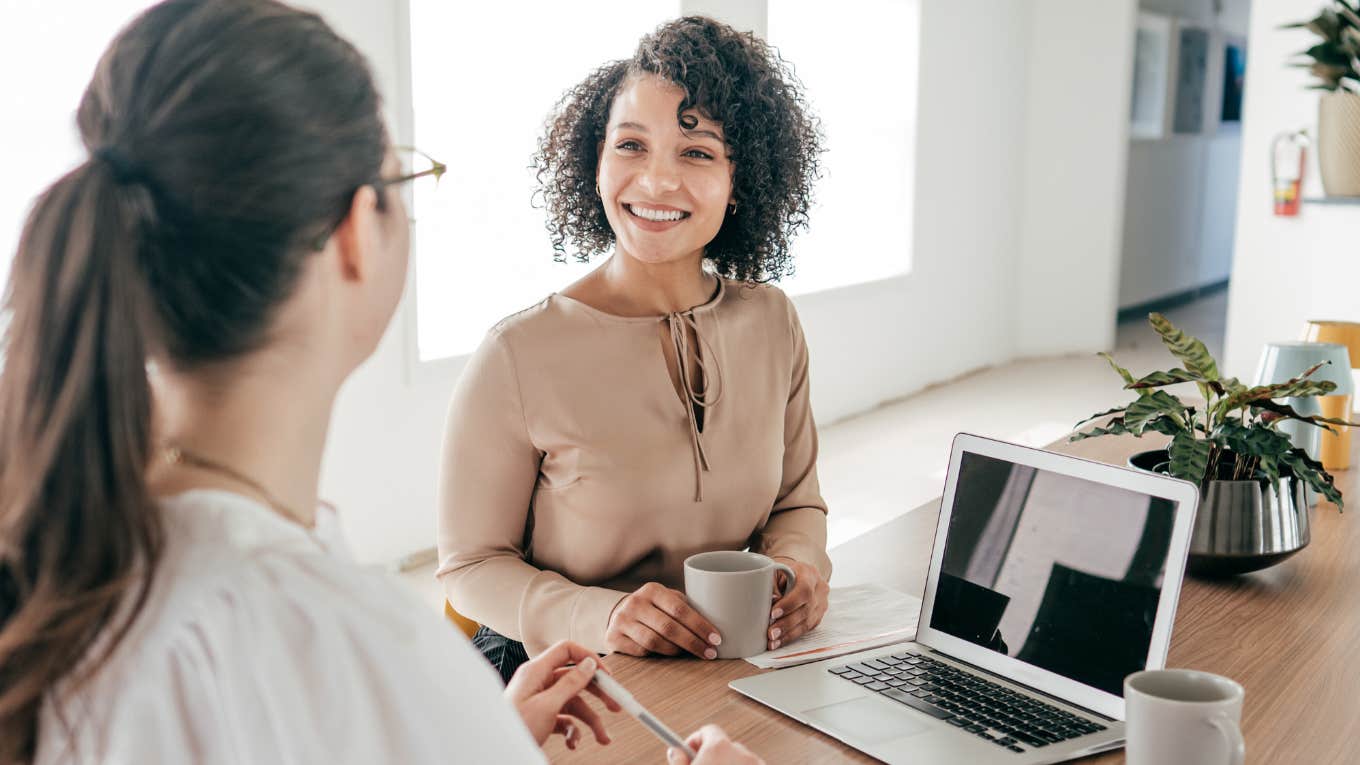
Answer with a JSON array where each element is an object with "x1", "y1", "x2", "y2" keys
[{"x1": 0, "y1": 1, "x2": 762, "y2": 763}]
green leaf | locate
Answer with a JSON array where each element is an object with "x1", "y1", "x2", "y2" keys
[
  {"x1": 1168, "y1": 432, "x2": 1210, "y2": 484},
  {"x1": 1074, "y1": 404, "x2": 1129, "y2": 429},
  {"x1": 1308, "y1": 41, "x2": 1353, "y2": 64},
  {"x1": 1215, "y1": 421, "x2": 1295, "y2": 458},
  {"x1": 1218, "y1": 362, "x2": 1338, "y2": 412},
  {"x1": 1144, "y1": 415, "x2": 1187, "y2": 437},
  {"x1": 1247, "y1": 399, "x2": 1356, "y2": 432},
  {"x1": 1267, "y1": 379, "x2": 1337, "y2": 398},
  {"x1": 1127, "y1": 368, "x2": 1205, "y2": 389},
  {"x1": 1337, "y1": 2, "x2": 1360, "y2": 29},
  {"x1": 1148, "y1": 313, "x2": 1220, "y2": 381},
  {"x1": 1259, "y1": 453, "x2": 1282, "y2": 484},
  {"x1": 1124, "y1": 390, "x2": 1189, "y2": 434},
  {"x1": 1281, "y1": 449, "x2": 1344, "y2": 510},
  {"x1": 1070, "y1": 419, "x2": 1132, "y2": 442},
  {"x1": 1098, "y1": 352, "x2": 1139, "y2": 386},
  {"x1": 1309, "y1": 9, "x2": 1343, "y2": 41},
  {"x1": 1070, "y1": 411, "x2": 1187, "y2": 443}
]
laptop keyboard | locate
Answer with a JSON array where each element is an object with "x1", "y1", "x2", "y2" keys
[{"x1": 828, "y1": 652, "x2": 1107, "y2": 754}]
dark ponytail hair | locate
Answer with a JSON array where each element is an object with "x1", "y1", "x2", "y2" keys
[{"x1": 0, "y1": 1, "x2": 386, "y2": 759}]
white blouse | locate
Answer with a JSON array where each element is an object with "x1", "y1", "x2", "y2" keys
[{"x1": 35, "y1": 490, "x2": 545, "y2": 764}]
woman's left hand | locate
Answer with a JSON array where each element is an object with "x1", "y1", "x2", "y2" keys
[
  {"x1": 767, "y1": 558, "x2": 830, "y2": 650},
  {"x1": 503, "y1": 640, "x2": 622, "y2": 749}
]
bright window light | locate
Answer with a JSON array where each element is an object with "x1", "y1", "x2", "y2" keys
[
  {"x1": 408, "y1": 1, "x2": 678, "y2": 361},
  {"x1": 408, "y1": 1, "x2": 918, "y2": 361},
  {"x1": 766, "y1": 0, "x2": 916, "y2": 296},
  {"x1": 1, "y1": 2, "x2": 156, "y2": 299}
]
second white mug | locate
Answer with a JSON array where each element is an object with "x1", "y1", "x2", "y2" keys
[{"x1": 1125, "y1": 668, "x2": 1245, "y2": 765}]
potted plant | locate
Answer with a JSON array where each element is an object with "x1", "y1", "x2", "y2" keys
[
  {"x1": 1286, "y1": 1, "x2": 1360, "y2": 195},
  {"x1": 1072, "y1": 313, "x2": 1354, "y2": 576}
]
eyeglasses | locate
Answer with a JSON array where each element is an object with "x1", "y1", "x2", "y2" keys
[
  {"x1": 376, "y1": 145, "x2": 447, "y2": 191},
  {"x1": 311, "y1": 145, "x2": 446, "y2": 250}
]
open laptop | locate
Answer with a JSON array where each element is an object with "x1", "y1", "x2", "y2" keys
[{"x1": 731, "y1": 433, "x2": 1199, "y2": 764}]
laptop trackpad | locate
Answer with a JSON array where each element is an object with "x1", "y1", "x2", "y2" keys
[{"x1": 804, "y1": 697, "x2": 932, "y2": 745}]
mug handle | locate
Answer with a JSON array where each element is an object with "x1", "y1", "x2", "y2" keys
[
  {"x1": 772, "y1": 562, "x2": 797, "y2": 598},
  {"x1": 1207, "y1": 714, "x2": 1245, "y2": 765}
]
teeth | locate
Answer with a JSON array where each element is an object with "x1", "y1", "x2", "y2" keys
[{"x1": 628, "y1": 204, "x2": 687, "y2": 222}]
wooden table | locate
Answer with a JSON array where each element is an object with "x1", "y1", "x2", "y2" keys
[{"x1": 544, "y1": 433, "x2": 1360, "y2": 763}]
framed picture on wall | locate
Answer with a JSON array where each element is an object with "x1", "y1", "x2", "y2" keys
[
  {"x1": 1172, "y1": 23, "x2": 1210, "y2": 135},
  {"x1": 1131, "y1": 13, "x2": 1174, "y2": 140},
  {"x1": 1220, "y1": 36, "x2": 1247, "y2": 125}
]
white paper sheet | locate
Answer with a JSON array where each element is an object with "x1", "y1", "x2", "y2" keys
[{"x1": 743, "y1": 583, "x2": 922, "y2": 669}]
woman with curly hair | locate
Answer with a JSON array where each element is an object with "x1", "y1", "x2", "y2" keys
[{"x1": 437, "y1": 15, "x2": 831, "y2": 688}]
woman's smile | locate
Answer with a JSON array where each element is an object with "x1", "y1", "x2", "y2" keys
[{"x1": 623, "y1": 202, "x2": 692, "y2": 231}]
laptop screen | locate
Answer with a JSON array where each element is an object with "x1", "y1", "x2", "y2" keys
[{"x1": 928, "y1": 451, "x2": 1179, "y2": 696}]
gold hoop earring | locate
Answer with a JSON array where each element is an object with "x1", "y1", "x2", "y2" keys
[
  {"x1": 596, "y1": 182, "x2": 602, "y2": 197},
  {"x1": 727, "y1": 201, "x2": 738, "y2": 214}
]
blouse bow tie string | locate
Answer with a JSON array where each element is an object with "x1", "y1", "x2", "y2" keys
[{"x1": 667, "y1": 311, "x2": 724, "y2": 502}]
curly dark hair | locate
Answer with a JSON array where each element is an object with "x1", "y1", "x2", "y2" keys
[{"x1": 534, "y1": 16, "x2": 823, "y2": 282}]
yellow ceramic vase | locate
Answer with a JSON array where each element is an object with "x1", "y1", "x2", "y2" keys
[
  {"x1": 1303, "y1": 320, "x2": 1360, "y2": 373},
  {"x1": 1301, "y1": 321, "x2": 1359, "y2": 469},
  {"x1": 1318, "y1": 394, "x2": 1354, "y2": 470}
]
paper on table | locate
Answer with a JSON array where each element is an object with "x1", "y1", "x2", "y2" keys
[{"x1": 743, "y1": 583, "x2": 922, "y2": 669}]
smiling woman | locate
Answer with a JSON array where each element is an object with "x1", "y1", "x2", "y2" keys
[
  {"x1": 437, "y1": 16, "x2": 832, "y2": 689},
  {"x1": 535, "y1": 17, "x2": 822, "y2": 282},
  {"x1": 598, "y1": 78, "x2": 736, "y2": 272}
]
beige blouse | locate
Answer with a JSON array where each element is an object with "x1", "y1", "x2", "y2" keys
[{"x1": 436, "y1": 278, "x2": 832, "y2": 655}]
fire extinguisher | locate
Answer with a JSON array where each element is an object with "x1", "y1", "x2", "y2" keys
[{"x1": 1272, "y1": 129, "x2": 1309, "y2": 216}]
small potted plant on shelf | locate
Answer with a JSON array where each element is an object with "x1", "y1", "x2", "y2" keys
[
  {"x1": 1072, "y1": 313, "x2": 1354, "y2": 576},
  {"x1": 1286, "y1": 0, "x2": 1360, "y2": 195}
]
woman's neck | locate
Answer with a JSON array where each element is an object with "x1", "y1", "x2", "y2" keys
[
  {"x1": 147, "y1": 352, "x2": 338, "y2": 528},
  {"x1": 599, "y1": 251, "x2": 717, "y2": 316}
]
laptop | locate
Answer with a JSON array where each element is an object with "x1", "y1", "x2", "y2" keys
[{"x1": 730, "y1": 433, "x2": 1199, "y2": 764}]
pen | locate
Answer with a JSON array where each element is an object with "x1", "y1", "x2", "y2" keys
[{"x1": 592, "y1": 669, "x2": 699, "y2": 759}]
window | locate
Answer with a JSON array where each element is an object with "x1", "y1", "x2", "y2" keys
[
  {"x1": 766, "y1": 0, "x2": 917, "y2": 296},
  {"x1": 408, "y1": 1, "x2": 678, "y2": 361},
  {"x1": 408, "y1": 1, "x2": 918, "y2": 361},
  {"x1": 1, "y1": 1, "x2": 156, "y2": 299}
]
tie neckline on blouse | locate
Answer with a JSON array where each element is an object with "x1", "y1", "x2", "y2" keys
[{"x1": 667, "y1": 309, "x2": 724, "y2": 502}]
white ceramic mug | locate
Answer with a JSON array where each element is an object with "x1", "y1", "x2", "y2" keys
[
  {"x1": 683, "y1": 551, "x2": 795, "y2": 659},
  {"x1": 1125, "y1": 669, "x2": 1245, "y2": 765}
]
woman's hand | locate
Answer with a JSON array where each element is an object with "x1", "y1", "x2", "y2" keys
[
  {"x1": 767, "y1": 558, "x2": 829, "y2": 650},
  {"x1": 666, "y1": 724, "x2": 765, "y2": 765},
  {"x1": 606, "y1": 582, "x2": 723, "y2": 659},
  {"x1": 503, "y1": 640, "x2": 622, "y2": 750}
]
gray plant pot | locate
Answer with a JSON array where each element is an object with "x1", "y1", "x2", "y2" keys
[{"x1": 1129, "y1": 450, "x2": 1310, "y2": 577}]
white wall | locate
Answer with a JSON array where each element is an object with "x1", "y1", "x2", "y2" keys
[
  {"x1": 1016, "y1": 0, "x2": 1136, "y2": 356},
  {"x1": 295, "y1": 0, "x2": 440, "y2": 566},
  {"x1": 793, "y1": 0, "x2": 1030, "y2": 429},
  {"x1": 1119, "y1": 0, "x2": 1250, "y2": 309},
  {"x1": 305, "y1": 0, "x2": 1136, "y2": 565},
  {"x1": 1223, "y1": 0, "x2": 1360, "y2": 378},
  {"x1": 684, "y1": 0, "x2": 764, "y2": 32}
]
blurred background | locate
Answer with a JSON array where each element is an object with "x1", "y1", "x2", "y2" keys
[{"x1": 4, "y1": 0, "x2": 1348, "y2": 576}]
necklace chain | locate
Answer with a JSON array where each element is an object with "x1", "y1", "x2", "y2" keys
[{"x1": 162, "y1": 445, "x2": 304, "y2": 525}]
